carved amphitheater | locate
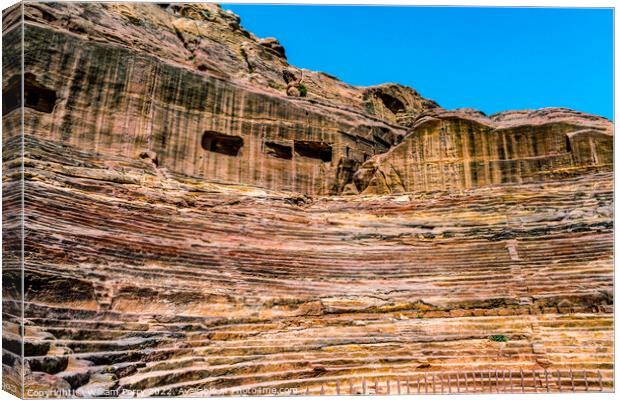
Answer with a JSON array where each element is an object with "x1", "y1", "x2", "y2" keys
[{"x1": 2, "y1": 3, "x2": 614, "y2": 397}]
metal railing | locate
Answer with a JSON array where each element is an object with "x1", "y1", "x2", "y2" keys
[{"x1": 297, "y1": 369, "x2": 613, "y2": 395}]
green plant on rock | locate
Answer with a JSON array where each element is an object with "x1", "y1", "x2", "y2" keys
[
  {"x1": 489, "y1": 334, "x2": 508, "y2": 342},
  {"x1": 298, "y1": 83, "x2": 308, "y2": 97}
]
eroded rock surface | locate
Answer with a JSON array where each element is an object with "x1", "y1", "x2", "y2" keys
[
  {"x1": 2, "y1": 2, "x2": 613, "y2": 397},
  {"x1": 355, "y1": 108, "x2": 612, "y2": 194},
  {"x1": 8, "y1": 2, "x2": 440, "y2": 196}
]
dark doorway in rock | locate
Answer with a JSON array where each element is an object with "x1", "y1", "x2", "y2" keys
[
  {"x1": 202, "y1": 131, "x2": 243, "y2": 156},
  {"x1": 294, "y1": 140, "x2": 332, "y2": 162},
  {"x1": 25, "y1": 73, "x2": 57, "y2": 113},
  {"x1": 265, "y1": 141, "x2": 292, "y2": 160},
  {"x1": 3, "y1": 73, "x2": 58, "y2": 115},
  {"x1": 565, "y1": 136, "x2": 572, "y2": 153}
]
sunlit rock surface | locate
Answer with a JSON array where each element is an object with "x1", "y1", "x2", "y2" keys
[
  {"x1": 2, "y1": 2, "x2": 613, "y2": 397},
  {"x1": 354, "y1": 108, "x2": 612, "y2": 195}
]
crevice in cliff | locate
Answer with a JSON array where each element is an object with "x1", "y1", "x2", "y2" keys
[
  {"x1": 373, "y1": 132, "x2": 393, "y2": 150},
  {"x1": 173, "y1": 24, "x2": 188, "y2": 50},
  {"x1": 264, "y1": 141, "x2": 292, "y2": 160},
  {"x1": 202, "y1": 131, "x2": 244, "y2": 156},
  {"x1": 294, "y1": 140, "x2": 332, "y2": 162}
]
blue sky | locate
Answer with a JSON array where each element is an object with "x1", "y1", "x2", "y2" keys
[{"x1": 222, "y1": 5, "x2": 613, "y2": 119}]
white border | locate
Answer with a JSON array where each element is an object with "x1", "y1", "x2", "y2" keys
[{"x1": 0, "y1": 1, "x2": 615, "y2": 400}]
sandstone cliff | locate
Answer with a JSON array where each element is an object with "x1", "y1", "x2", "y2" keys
[
  {"x1": 2, "y1": 2, "x2": 613, "y2": 397},
  {"x1": 8, "y1": 2, "x2": 443, "y2": 196},
  {"x1": 6, "y1": 3, "x2": 612, "y2": 197},
  {"x1": 355, "y1": 107, "x2": 612, "y2": 194}
]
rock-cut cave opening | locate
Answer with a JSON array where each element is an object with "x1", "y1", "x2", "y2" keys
[
  {"x1": 375, "y1": 92, "x2": 406, "y2": 115},
  {"x1": 2, "y1": 73, "x2": 57, "y2": 115},
  {"x1": 294, "y1": 140, "x2": 333, "y2": 162},
  {"x1": 264, "y1": 141, "x2": 293, "y2": 160},
  {"x1": 202, "y1": 131, "x2": 244, "y2": 156}
]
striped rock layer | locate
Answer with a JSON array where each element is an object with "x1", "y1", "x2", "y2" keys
[{"x1": 2, "y1": 2, "x2": 613, "y2": 397}]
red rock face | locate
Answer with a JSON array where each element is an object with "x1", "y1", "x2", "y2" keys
[
  {"x1": 2, "y1": 3, "x2": 613, "y2": 397},
  {"x1": 355, "y1": 108, "x2": 612, "y2": 194},
  {"x1": 9, "y1": 2, "x2": 428, "y2": 196}
]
